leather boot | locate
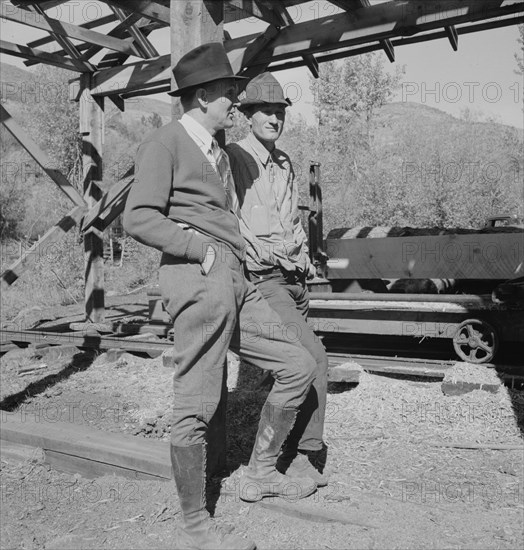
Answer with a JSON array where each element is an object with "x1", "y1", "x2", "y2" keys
[
  {"x1": 239, "y1": 403, "x2": 317, "y2": 503},
  {"x1": 277, "y1": 447, "x2": 329, "y2": 487},
  {"x1": 171, "y1": 444, "x2": 255, "y2": 550}
]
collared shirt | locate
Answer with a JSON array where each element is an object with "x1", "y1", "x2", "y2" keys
[
  {"x1": 179, "y1": 113, "x2": 215, "y2": 166},
  {"x1": 225, "y1": 132, "x2": 310, "y2": 274},
  {"x1": 179, "y1": 113, "x2": 237, "y2": 213}
]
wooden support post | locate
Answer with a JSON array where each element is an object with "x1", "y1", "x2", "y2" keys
[
  {"x1": 170, "y1": 0, "x2": 224, "y2": 119},
  {"x1": 80, "y1": 74, "x2": 105, "y2": 323},
  {"x1": 169, "y1": 0, "x2": 226, "y2": 474},
  {"x1": 308, "y1": 161, "x2": 327, "y2": 276},
  {"x1": 1, "y1": 206, "x2": 85, "y2": 288}
]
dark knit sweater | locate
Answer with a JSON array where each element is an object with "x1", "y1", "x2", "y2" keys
[{"x1": 123, "y1": 120, "x2": 245, "y2": 263}]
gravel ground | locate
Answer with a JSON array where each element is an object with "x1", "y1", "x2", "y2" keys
[{"x1": 1, "y1": 344, "x2": 523, "y2": 549}]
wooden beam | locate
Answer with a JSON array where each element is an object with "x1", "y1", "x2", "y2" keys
[
  {"x1": 0, "y1": 2, "x2": 142, "y2": 56},
  {"x1": 225, "y1": 0, "x2": 524, "y2": 65},
  {"x1": 328, "y1": 0, "x2": 395, "y2": 61},
  {"x1": 224, "y1": 0, "x2": 286, "y2": 26},
  {"x1": 445, "y1": 25, "x2": 459, "y2": 51},
  {"x1": 268, "y1": 15, "x2": 524, "y2": 72},
  {"x1": 80, "y1": 11, "x2": 144, "y2": 62},
  {"x1": 326, "y1": 233, "x2": 524, "y2": 280},
  {"x1": 27, "y1": 14, "x2": 118, "y2": 49},
  {"x1": 110, "y1": 5, "x2": 159, "y2": 58},
  {"x1": 96, "y1": 20, "x2": 161, "y2": 69},
  {"x1": 81, "y1": 170, "x2": 134, "y2": 232},
  {"x1": 120, "y1": 83, "x2": 170, "y2": 98},
  {"x1": 80, "y1": 74, "x2": 105, "y2": 323},
  {"x1": 0, "y1": 415, "x2": 172, "y2": 480},
  {"x1": 1, "y1": 206, "x2": 85, "y2": 287},
  {"x1": 0, "y1": 104, "x2": 86, "y2": 207},
  {"x1": 0, "y1": 39, "x2": 85, "y2": 71},
  {"x1": 270, "y1": 2, "x2": 319, "y2": 77},
  {"x1": 231, "y1": 24, "x2": 279, "y2": 76},
  {"x1": 12, "y1": 0, "x2": 69, "y2": 11},
  {"x1": 100, "y1": 0, "x2": 170, "y2": 25},
  {"x1": 89, "y1": 0, "x2": 524, "y2": 96},
  {"x1": 29, "y1": 2, "x2": 95, "y2": 72},
  {"x1": 90, "y1": 54, "x2": 170, "y2": 96}
]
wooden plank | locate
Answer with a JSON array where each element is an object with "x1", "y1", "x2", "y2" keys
[
  {"x1": 0, "y1": 39, "x2": 85, "y2": 71},
  {"x1": 1, "y1": 205, "x2": 85, "y2": 287},
  {"x1": 110, "y1": 5, "x2": 158, "y2": 58},
  {"x1": 27, "y1": 14, "x2": 118, "y2": 49},
  {"x1": 363, "y1": 363, "x2": 447, "y2": 379},
  {"x1": 329, "y1": 0, "x2": 395, "y2": 62},
  {"x1": 266, "y1": 16, "x2": 524, "y2": 72},
  {"x1": 81, "y1": 11, "x2": 144, "y2": 63},
  {"x1": 326, "y1": 233, "x2": 524, "y2": 280},
  {"x1": 0, "y1": 105, "x2": 86, "y2": 208},
  {"x1": 45, "y1": 450, "x2": 169, "y2": 481},
  {"x1": 81, "y1": 162, "x2": 134, "y2": 232},
  {"x1": 307, "y1": 313, "x2": 464, "y2": 339},
  {"x1": 225, "y1": 0, "x2": 524, "y2": 65},
  {"x1": 0, "y1": 2, "x2": 141, "y2": 56},
  {"x1": 90, "y1": 54, "x2": 171, "y2": 96},
  {"x1": 80, "y1": 74, "x2": 105, "y2": 323},
  {"x1": 102, "y1": 0, "x2": 170, "y2": 25},
  {"x1": 29, "y1": 3, "x2": 95, "y2": 72},
  {"x1": 0, "y1": 415, "x2": 172, "y2": 479},
  {"x1": 225, "y1": 0, "x2": 285, "y2": 26},
  {"x1": 0, "y1": 329, "x2": 172, "y2": 354},
  {"x1": 88, "y1": 1, "x2": 524, "y2": 96},
  {"x1": 445, "y1": 25, "x2": 459, "y2": 50}
]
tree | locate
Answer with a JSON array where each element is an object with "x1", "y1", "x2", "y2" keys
[
  {"x1": 24, "y1": 65, "x2": 82, "y2": 191},
  {"x1": 515, "y1": 24, "x2": 524, "y2": 76},
  {"x1": 307, "y1": 53, "x2": 404, "y2": 232}
]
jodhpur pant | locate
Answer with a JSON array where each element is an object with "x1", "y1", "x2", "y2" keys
[
  {"x1": 252, "y1": 273, "x2": 328, "y2": 452},
  {"x1": 159, "y1": 247, "x2": 316, "y2": 447}
]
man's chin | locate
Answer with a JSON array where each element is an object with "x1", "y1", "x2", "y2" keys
[{"x1": 221, "y1": 120, "x2": 234, "y2": 130}]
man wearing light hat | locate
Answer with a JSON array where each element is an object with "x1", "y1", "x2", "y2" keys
[
  {"x1": 226, "y1": 72, "x2": 329, "y2": 487},
  {"x1": 124, "y1": 44, "x2": 319, "y2": 550}
]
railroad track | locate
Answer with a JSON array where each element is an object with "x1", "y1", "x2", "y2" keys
[{"x1": 2, "y1": 327, "x2": 522, "y2": 384}]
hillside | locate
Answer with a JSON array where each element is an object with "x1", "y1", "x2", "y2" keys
[
  {"x1": 0, "y1": 62, "x2": 172, "y2": 124},
  {"x1": 2, "y1": 61, "x2": 522, "y2": 137}
]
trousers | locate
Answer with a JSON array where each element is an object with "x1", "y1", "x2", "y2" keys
[
  {"x1": 251, "y1": 272, "x2": 328, "y2": 452},
  {"x1": 159, "y1": 245, "x2": 317, "y2": 447}
]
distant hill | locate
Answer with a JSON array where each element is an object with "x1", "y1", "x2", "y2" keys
[{"x1": 0, "y1": 61, "x2": 172, "y2": 123}]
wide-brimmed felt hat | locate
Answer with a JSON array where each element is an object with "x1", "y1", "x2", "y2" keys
[
  {"x1": 238, "y1": 72, "x2": 292, "y2": 110},
  {"x1": 168, "y1": 42, "x2": 246, "y2": 97}
]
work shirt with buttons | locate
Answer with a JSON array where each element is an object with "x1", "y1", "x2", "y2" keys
[{"x1": 226, "y1": 132, "x2": 310, "y2": 274}]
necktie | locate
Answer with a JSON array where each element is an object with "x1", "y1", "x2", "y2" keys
[{"x1": 212, "y1": 139, "x2": 238, "y2": 214}]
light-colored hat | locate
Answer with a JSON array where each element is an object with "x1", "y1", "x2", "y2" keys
[{"x1": 238, "y1": 72, "x2": 292, "y2": 110}]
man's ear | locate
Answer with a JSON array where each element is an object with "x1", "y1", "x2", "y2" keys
[{"x1": 195, "y1": 87, "x2": 208, "y2": 107}]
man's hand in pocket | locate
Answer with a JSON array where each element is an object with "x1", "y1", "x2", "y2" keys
[{"x1": 201, "y1": 245, "x2": 216, "y2": 275}]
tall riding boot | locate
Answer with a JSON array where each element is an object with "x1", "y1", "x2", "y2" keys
[
  {"x1": 171, "y1": 444, "x2": 255, "y2": 550},
  {"x1": 239, "y1": 402, "x2": 317, "y2": 502}
]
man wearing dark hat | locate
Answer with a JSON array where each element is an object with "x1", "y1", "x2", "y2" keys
[
  {"x1": 226, "y1": 72, "x2": 329, "y2": 488},
  {"x1": 124, "y1": 44, "x2": 319, "y2": 550}
]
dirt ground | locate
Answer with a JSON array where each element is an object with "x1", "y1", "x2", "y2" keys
[{"x1": 1, "y1": 342, "x2": 523, "y2": 550}]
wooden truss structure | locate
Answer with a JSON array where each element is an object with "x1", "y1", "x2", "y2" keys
[{"x1": 1, "y1": 0, "x2": 523, "y2": 322}]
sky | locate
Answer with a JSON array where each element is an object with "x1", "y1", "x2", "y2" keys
[{"x1": 0, "y1": 1, "x2": 522, "y2": 129}]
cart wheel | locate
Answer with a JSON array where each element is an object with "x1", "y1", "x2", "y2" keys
[{"x1": 452, "y1": 319, "x2": 498, "y2": 364}]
